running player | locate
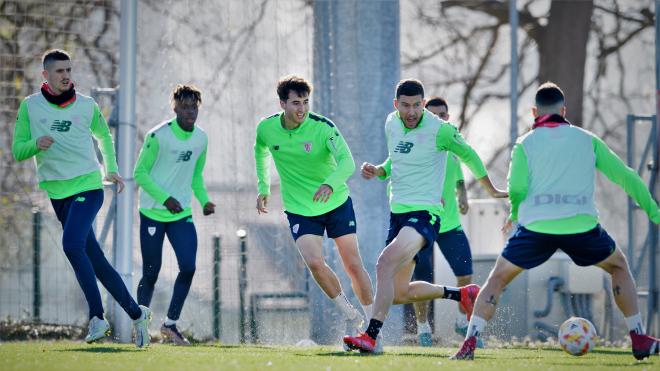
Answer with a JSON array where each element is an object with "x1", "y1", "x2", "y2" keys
[
  {"x1": 254, "y1": 75, "x2": 375, "y2": 338},
  {"x1": 451, "y1": 82, "x2": 660, "y2": 361},
  {"x1": 135, "y1": 84, "x2": 215, "y2": 346},
  {"x1": 11, "y1": 49, "x2": 151, "y2": 347},
  {"x1": 344, "y1": 79, "x2": 507, "y2": 353},
  {"x1": 411, "y1": 96, "x2": 477, "y2": 347}
]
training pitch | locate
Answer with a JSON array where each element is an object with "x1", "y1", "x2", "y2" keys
[{"x1": 0, "y1": 341, "x2": 656, "y2": 370}]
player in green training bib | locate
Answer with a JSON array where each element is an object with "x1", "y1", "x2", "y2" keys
[
  {"x1": 452, "y1": 82, "x2": 660, "y2": 361},
  {"x1": 411, "y1": 96, "x2": 479, "y2": 347},
  {"x1": 134, "y1": 84, "x2": 215, "y2": 346},
  {"x1": 344, "y1": 79, "x2": 507, "y2": 353},
  {"x1": 11, "y1": 49, "x2": 151, "y2": 348},
  {"x1": 254, "y1": 75, "x2": 374, "y2": 343}
]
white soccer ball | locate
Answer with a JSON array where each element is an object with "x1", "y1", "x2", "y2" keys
[{"x1": 558, "y1": 317, "x2": 598, "y2": 356}]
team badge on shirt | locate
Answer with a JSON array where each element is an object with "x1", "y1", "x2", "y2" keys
[{"x1": 303, "y1": 142, "x2": 312, "y2": 153}]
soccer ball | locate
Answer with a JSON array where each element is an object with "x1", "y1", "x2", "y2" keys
[{"x1": 558, "y1": 317, "x2": 597, "y2": 356}]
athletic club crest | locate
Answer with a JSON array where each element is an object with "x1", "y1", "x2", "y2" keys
[{"x1": 303, "y1": 141, "x2": 312, "y2": 153}]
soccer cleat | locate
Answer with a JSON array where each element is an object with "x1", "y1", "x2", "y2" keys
[
  {"x1": 85, "y1": 316, "x2": 111, "y2": 343},
  {"x1": 630, "y1": 331, "x2": 659, "y2": 360},
  {"x1": 161, "y1": 323, "x2": 191, "y2": 346},
  {"x1": 133, "y1": 305, "x2": 152, "y2": 348},
  {"x1": 342, "y1": 316, "x2": 362, "y2": 351},
  {"x1": 459, "y1": 284, "x2": 480, "y2": 321},
  {"x1": 418, "y1": 332, "x2": 433, "y2": 347},
  {"x1": 450, "y1": 336, "x2": 477, "y2": 360},
  {"x1": 373, "y1": 333, "x2": 384, "y2": 354},
  {"x1": 343, "y1": 332, "x2": 376, "y2": 353}
]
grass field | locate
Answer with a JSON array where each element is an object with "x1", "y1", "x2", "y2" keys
[{"x1": 0, "y1": 341, "x2": 656, "y2": 371}]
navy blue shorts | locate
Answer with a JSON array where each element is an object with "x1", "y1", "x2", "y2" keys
[
  {"x1": 501, "y1": 224, "x2": 616, "y2": 270},
  {"x1": 413, "y1": 226, "x2": 473, "y2": 281},
  {"x1": 385, "y1": 211, "x2": 440, "y2": 261},
  {"x1": 285, "y1": 197, "x2": 357, "y2": 241}
]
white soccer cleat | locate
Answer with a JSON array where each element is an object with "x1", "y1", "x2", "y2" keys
[
  {"x1": 132, "y1": 305, "x2": 152, "y2": 348},
  {"x1": 85, "y1": 316, "x2": 111, "y2": 343}
]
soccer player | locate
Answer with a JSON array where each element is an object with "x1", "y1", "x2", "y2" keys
[
  {"x1": 134, "y1": 84, "x2": 215, "y2": 346},
  {"x1": 343, "y1": 79, "x2": 507, "y2": 353},
  {"x1": 11, "y1": 49, "x2": 151, "y2": 347},
  {"x1": 254, "y1": 75, "x2": 374, "y2": 336},
  {"x1": 411, "y1": 97, "x2": 477, "y2": 347},
  {"x1": 451, "y1": 82, "x2": 660, "y2": 361}
]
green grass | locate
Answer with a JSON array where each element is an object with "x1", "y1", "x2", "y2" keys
[{"x1": 0, "y1": 341, "x2": 656, "y2": 371}]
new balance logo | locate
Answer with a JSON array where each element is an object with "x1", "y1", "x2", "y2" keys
[
  {"x1": 75, "y1": 196, "x2": 86, "y2": 202},
  {"x1": 394, "y1": 141, "x2": 414, "y2": 153},
  {"x1": 176, "y1": 150, "x2": 193, "y2": 162},
  {"x1": 408, "y1": 218, "x2": 418, "y2": 223},
  {"x1": 348, "y1": 220, "x2": 355, "y2": 227},
  {"x1": 51, "y1": 120, "x2": 72, "y2": 132}
]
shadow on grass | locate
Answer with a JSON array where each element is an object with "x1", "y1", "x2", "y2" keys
[
  {"x1": 538, "y1": 347, "x2": 634, "y2": 356},
  {"x1": 300, "y1": 350, "x2": 496, "y2": 359},
  {"x1": 194, "y1": 344, "x2": 278, "y2": 350},
  {"x1": 55, "y1": 346, "x2": 136, "y2": 353}
]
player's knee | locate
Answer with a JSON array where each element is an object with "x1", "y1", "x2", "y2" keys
[
  {"x1": 179, "y1": 264, "x2": 196, "y2": 278},
  {"x1": 345, "y1": 261, "x2": 364, "y2": 277},
  {"x1": 306, "y1": 257, "x2": 326, "y2": 273},
  {"x1": 375, "y1": 255, "x2": 394, "y2": 277}
]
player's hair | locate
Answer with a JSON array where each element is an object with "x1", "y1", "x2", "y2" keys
[
  {"x1": 535, "y1": 82, "x2": 565, "y2": 115},
  {"x1": 425, "y1": 96, "x2": 448, "y2": 110},
  {"x1": 171, "y1": 84, "x2": 202, "y2": 107},
  {"x1": 277, "y1": 75, "x2": 312, "y2": 101},
  {"x1": 42, "y1": 49, "x2": 71, "y2": 70},
  {"x1": 396, "y1": 79, "x2": 424, "y2": 99}
]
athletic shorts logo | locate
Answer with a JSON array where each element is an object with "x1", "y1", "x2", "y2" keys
[
  {"x1": 186, "y1": 217, "x2": 193, "y2": 223},
  {"x1": 292, "y1": 224, "x2": 300, "y2": 234},
  {"x1": 75, "y1": 196, "x2": 86, "y2": 202},
  {"x1": 394, "y1": 141, "x2": 414, "y2": 153},
  {"x1": 147, "y1": 227, "x2": 156, "y2": 236},
  {"x1": 408, "y1": 217, "x2": 418, "y2": 223},
  {"x1": 51, "y1": 120, "x2": 72, "y2": 132},
  {"x1": 348, "y1": 220, "x2": 355, "y2": 227},
  {"x1": 176, "y1": 150, "x2": 193, "y2": 162},
  {"x1": 303, "y1": 142, "x2": 312, "y2": 153}
]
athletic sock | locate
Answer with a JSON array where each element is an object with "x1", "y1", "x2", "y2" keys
[
  {"x1": 164, "y1": 317, "x2": 176, "y2": 327},
  {"x1": 417, "y1": 321, "x2": 431, "y2": 334},
  {"x1": 465, "y1": 315, "x2": 487, "y2": 339},
  {"x1": 365, "y1": 319, "x2": 383, "y2": 340},
  {"x1": 332, "y1": 292, "x2": 358, "y2": 319},
  {"x1": 625, "y1": 313, "x2": 645, "y2": 335},
  {"x1": 443, "y1": 286, "x2": 461, "y2": 301}
]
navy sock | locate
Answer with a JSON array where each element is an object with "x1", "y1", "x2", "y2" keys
[
  {"x1": 365, "y1": 319, "x2": 383, "y2": 340},
  {"x1": 443, "y1": 287, "x2": 461, "y2": 301}
]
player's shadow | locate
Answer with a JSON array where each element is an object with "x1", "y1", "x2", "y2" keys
[{"x1": 56, "y1": 346, "x2": 135, "y2": 353}]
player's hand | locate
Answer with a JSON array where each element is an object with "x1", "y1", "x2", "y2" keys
[
  {"x1": 164, "y1": 197, "x2": 183, "y2": 214},
  {"x1": 256, "y1": 194, "x2": 269, "y2": 214},
  {"x1": 313, "y1": 184, "x2": 333, "y2": 203},
  {"x1": 37, "y1": 136, "x2": 55, "y2": 151},
  {"x1": 458, "y1": 196, "x2": 469, "y2": 215},
  {"x1": 203, "y1": 201, "x2": 216, "y2": 216},
  {"x1": 502, "y1": 219, "x2": 514, "y2": 234},
  {"x1": 361, "y1": 162, "x2": 384, "y2": 180},
  {"x1": 104, "y1": 172, "x2": 125, "y2": 193}
]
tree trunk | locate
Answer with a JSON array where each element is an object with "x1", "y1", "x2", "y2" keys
[{"x1": 537, "y1": 0, "x2": 594, "y2": 126}]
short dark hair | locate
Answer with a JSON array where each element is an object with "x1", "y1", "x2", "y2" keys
[
  {"x1": 395, "y1": 79, "x2": 424, "y2": 99},
  {"x1": 171, "y1": 84, "x2": 202, "y2": 107},
  {"x1": 42, "y1": 49, "x2": 71, "y2": 70},
  {"x1": 277, "y1": 75, "x2": 312, "y2": 101},
  {"x1": 425, "y1": 96, "x2": 448, "y2": 110},
  {"x1": 535, "y1": 82, "x2": 565, "y2": 108}
]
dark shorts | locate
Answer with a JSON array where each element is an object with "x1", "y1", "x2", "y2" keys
[
  {"x1": 385, "y1": 211, "x2": 440, "y2": 262},
  {"x1": 501, "y1": 224, "x2": 616, "y2": 270},
  {"x1": 285, "y1": 197, "x2": 357, "y2": 241},
  {"x1": 413, "y1": 226, "x2": 473, "y2": 282}
]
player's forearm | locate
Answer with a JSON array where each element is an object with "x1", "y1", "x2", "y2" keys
[
  {"x1": 323, "y1": 147, "x2": 356, "y2": 190},
  {"x1": 508, "y1": 144, "x2": 529, "y2": 221},
  {"x1": 90, "y1": 106, "x2": 118, "y2": 173},
  {"x1": 377, "y1": 157, "x2": 392, "y2": 180},
  {"x1": 134, "y1": 138, "x2": 169, "y2": 204},
  {"x1": 191, "y1": 147, "x2": 210, "y2": 206},
  {"x1": 594, "y1": 137, "x2": 660, "y2": 222},
  {"x1": 254, "y1": 142, "x2": 271, "y2": 196},
  {"x1": 12, "y1": 102, "x2": 40, "y2": 161}
]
